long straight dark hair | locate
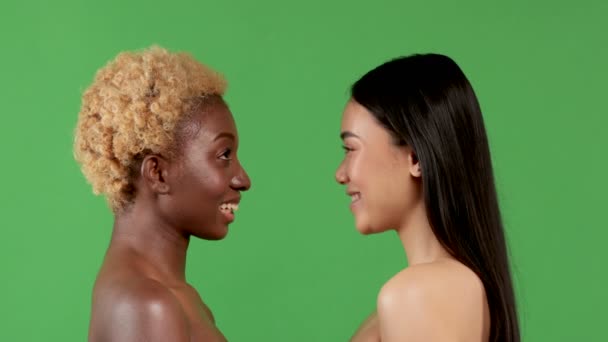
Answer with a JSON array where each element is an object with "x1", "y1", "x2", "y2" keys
[{"x1": 351, "y1": 54, "x2": 519, "y2": 342}]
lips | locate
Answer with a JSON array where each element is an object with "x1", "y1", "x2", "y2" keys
[
  {"x1": 219, "y1": 196, "x2": 241, "y2": 223},
  {"x1": 347, "y1": 190, "x2": 361, "y2": 204},
  {"x1": 220, "y1": 202, "x2": 239, "y2": 213}
]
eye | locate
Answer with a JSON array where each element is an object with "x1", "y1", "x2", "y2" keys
[
  {"x1": 342, "y1": 145, "x2": 354, "y2": 154},
  {"x1": 219, "y1": 148, "x2": 233, "y2": 160}
]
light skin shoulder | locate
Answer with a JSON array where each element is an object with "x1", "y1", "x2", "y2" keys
[{"x1": 376, "y1": 259, "x2": 489, "y2": 342}]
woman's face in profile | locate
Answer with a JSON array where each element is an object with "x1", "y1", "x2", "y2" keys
[
  {"x1": 336, "y1": 100, "x2": 421, "y2": 234},
  {"x1": 163, "y1": 97, "x2": 251, "y2": 240}
]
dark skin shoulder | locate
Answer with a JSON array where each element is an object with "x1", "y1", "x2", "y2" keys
[{"x1": 89, "y1": 246, "x2": 227, "y2": 342}]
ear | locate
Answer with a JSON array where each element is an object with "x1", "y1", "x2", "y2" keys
[
  {"x1": 140, "y1": 154, "x2": 172, "y2": 194},
  {"x1": 408, "y1": 149, "x2": 422, "y2": 178}
]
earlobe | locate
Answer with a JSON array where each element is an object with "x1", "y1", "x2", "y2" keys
[
  {"x1": 141, "y1": 155, "x2": 171, "y2": 194},
  {"x1": 409, "y1": 151, "x2": 422, "y2": 178}
]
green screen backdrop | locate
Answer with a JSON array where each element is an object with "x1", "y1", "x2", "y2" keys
[{"x1": 1, "y1": 0, "x2": 607, "y2": 341}]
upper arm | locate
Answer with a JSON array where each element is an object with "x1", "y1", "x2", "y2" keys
[
  {"x1": 349, "y1": 311, "x2": 380, "y2": 342},
  {"x1": 103, "y1": 283, "x2": 191, "y2": 342}
]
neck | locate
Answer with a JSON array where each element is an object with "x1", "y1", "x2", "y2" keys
[
  {"x1": 110, "y1": 201, "x2": 190, "y2": 283},
  {"x1": 396, "y1": 202, "x2": 451, "y2": 266}
]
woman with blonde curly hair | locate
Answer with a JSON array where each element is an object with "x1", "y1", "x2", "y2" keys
[{"x1": 74, "y1": 46, "x2": 250, "y2": 341}]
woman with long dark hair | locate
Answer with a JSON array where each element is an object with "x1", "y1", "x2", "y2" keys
[{"x1": 336, "y1": 54, "x2": 519, "y2": 342}]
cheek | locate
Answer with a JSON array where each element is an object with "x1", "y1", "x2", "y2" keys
[
  {"x1": 347, "y1": 154, "x2": 371, "y2": 187},
  {"x1": 366, "y1": 158, "x2": 412, "y2": 215},
  {"x1": 185, "y1": 160, "x2": 226, "y2": 192},
  {"x1": 175, "y1": 165, "x2": 228, "y2": 214},
  {"x1": 348, "y1": 154, "x2": 388, "y2": 218},
  {"x1": 381, "y1": 164, "x2": 418, "y2": 220},
  {"x1": 183, "y1": 169, "x2": 228, "y2": 231},
  {"x1": 195, "y1": 171, "x2": 229, "y2": 203},
  {"x1": 349, "y1": 152, "x2": 391, "y2": 189},
  {"x1": 382, "y1": 172, "x2": 411, "y2": 204}
]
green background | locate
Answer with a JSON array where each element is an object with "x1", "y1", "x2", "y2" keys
[{"x1": 1, "y1": 0, "x2": 606, "y2": 341}]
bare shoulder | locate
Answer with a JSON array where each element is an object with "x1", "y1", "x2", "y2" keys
[
  {"x1": 377, "y1": 259, "x2": 489, "y2": 341},
  {"x1": 379, "y1": 259, "x2": 485, "y2": 301},
  {"x1": 90, "y1": 275, "x2": 191, "y2": 342}
]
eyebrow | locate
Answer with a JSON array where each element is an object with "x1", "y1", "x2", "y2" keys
[
  {"x1": 340, "y1": 131, "x2": 361, "y2": 140},
  {"x1": 213, "y1": 132, "x2": 236, "y2": 141}
]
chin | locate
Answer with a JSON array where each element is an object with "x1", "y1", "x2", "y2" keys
[
  {"x1": 355, "y1": 216, "x2": 390, "y2": 235},
  {"x1": 354, "y1": 218, "x2": 375, "y2": 235},
  {"x1": 196, "y1": 225, "x2": 229, "y2": 240},
  {"x1": 205, "y1": 233, "x2": 228, "y2": 241}
]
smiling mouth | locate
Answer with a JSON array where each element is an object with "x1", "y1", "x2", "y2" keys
[
  {"x1": 350, "y1": 192, "x2": 361, "y2": 203},
  {"x1": 220, "y1": 203, "x2": 239, "y2": 214}
]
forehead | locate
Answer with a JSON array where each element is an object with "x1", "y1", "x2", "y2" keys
[
  {"x1": 341, "y1": 100, "x2": 384, "y2": 136},
  {"x1": 176, "y1": 97, "x2": 237, "y2": 150},
  {"x1": 197, "y1": 99, "x2": 236, "y2": 137}
]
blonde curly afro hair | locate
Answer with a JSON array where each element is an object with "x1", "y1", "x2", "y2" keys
[{"x1": 74, "y1": 45, "x2": 227, "y2": 213}]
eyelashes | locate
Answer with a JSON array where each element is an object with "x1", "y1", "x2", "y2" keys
[{"x1": 219, "y1": 148, "x2": 233, "y2": 160}]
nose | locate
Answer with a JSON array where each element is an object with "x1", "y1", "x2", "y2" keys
[
  {"x1": 231, "y1": 160, "x2": 251, "y2": 191},
  {"x1": 335, "y1": 161, "x2": 348, "y2": 185}
]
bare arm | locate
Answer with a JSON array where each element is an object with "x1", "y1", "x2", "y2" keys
[{"x1": 350, "y1": 311, "x2": 380, "y2": 342}]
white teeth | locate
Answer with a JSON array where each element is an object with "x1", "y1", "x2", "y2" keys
[
  {"x1": 220, "y1": 203, "x2": 239, "y2": 212},
  {"x1": 351, "y1": 193, "x2": 361, "y2": 202}
]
